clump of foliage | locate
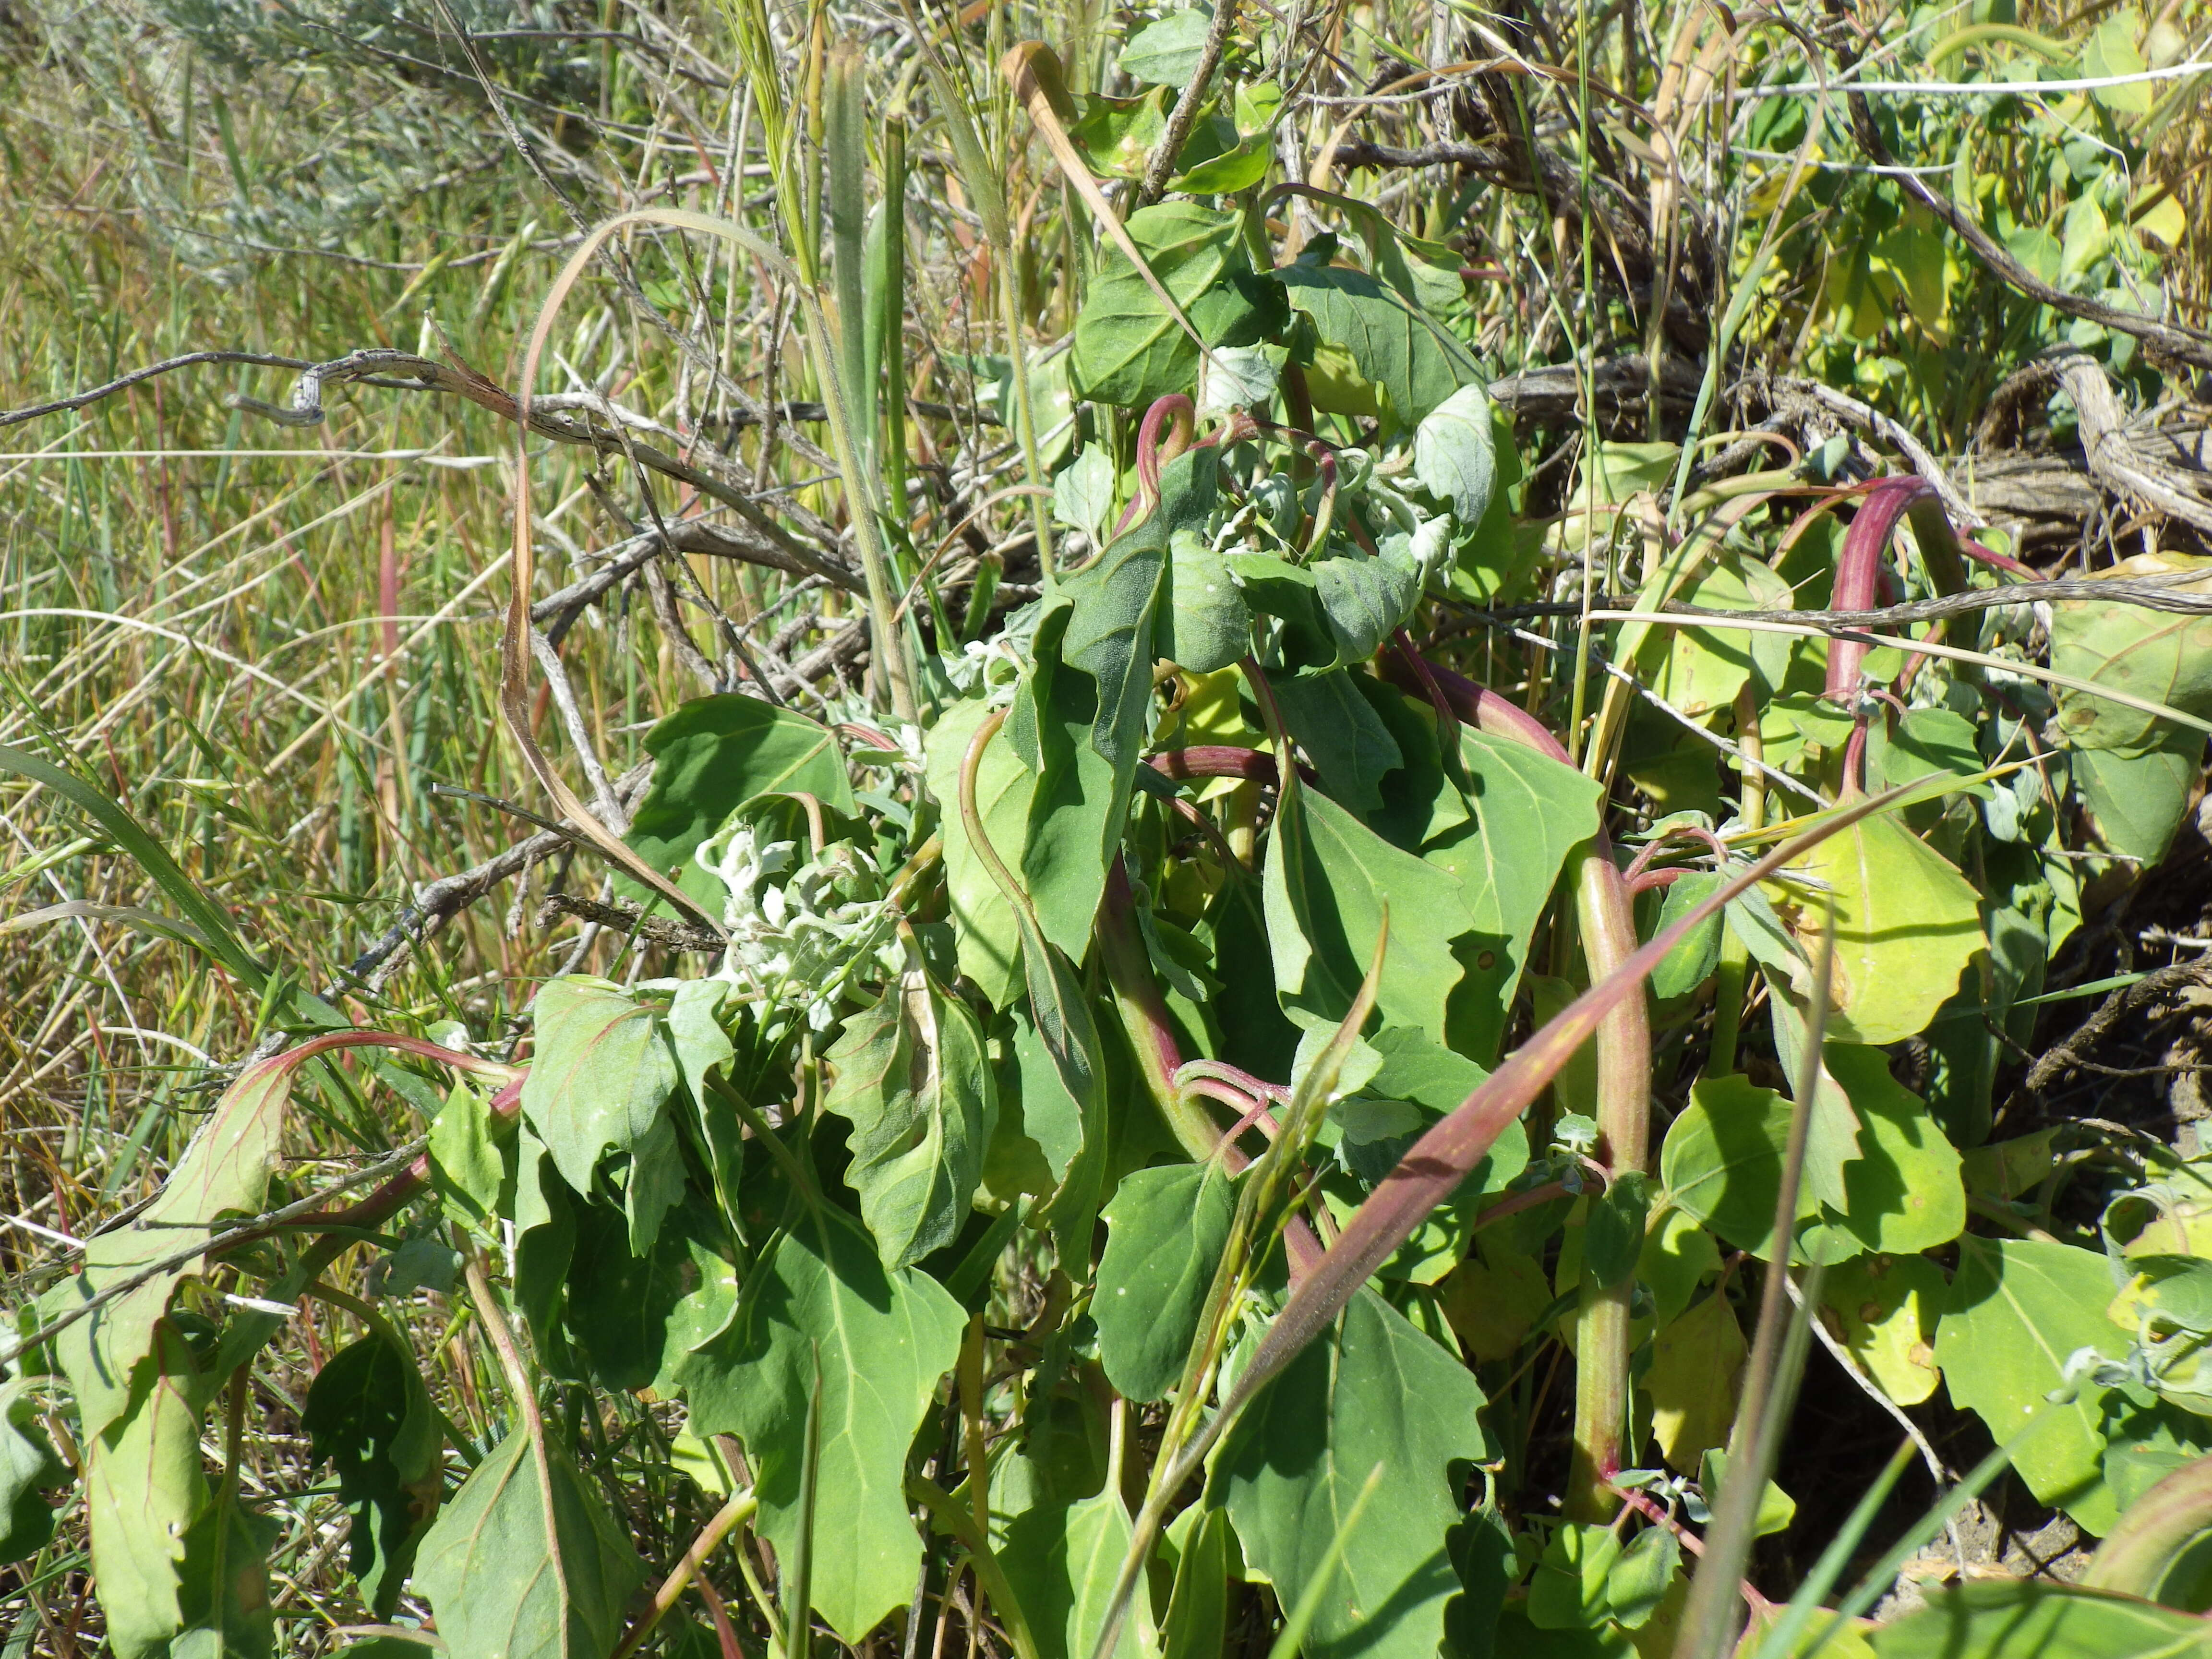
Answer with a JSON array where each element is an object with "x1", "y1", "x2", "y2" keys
[{"x1": 6, "y1": 0, "x2": 2212, "y2": 1658}]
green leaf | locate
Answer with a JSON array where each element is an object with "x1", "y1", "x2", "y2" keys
[
  {"x1": 1118, "y1": 8, "x2": 1213, "y2": 85},
  {"x1": 414, "y1": 1420, "x2": 646, "y2": 1659},
  {"x1": 1264, "y1": 777, "x2": 1475, "y2": 1046},
  {"x1": 302, "y1": 1336, "x2": 443, "y2": 1616},
  {"x1": 2074, "y1": 729, "x2": 2202, "y2": 864},
  {"x1": 514, "y1": 1125, "x2": 577, "y2": 1347},
  {"x1": 49, "y1": 1050, "x2": 296, "y2": 1440},
  {"x1": 1648, "y1": 871, "x2": 1729, "y2": 1000},
  {"x1": 565, "y1": 1200, "x2": 738, "y2": 1395},
  {"x1": 1273, "y1": 670, "x2": 1404, "y2": 816},
  {"x1": 1412, "y1": 385, "x2": 1499, "y2": 524},
  {"x1": 1646, "y1": 1288, "x2": 1747, "y2": 1473},
  {"x1": 1423, "y1": 728, "x2": 1604, "y2": 1062},
  {"x1": 1278, "y1": 264, "x2": 1481, "y2": 428},
  {"x1": 1162, "y1": 1505, "x2": 1233, "y2": 1659},
  {"x1": 1009, "y1": 452, "x2": 1192, "y2": 955},
  {"x1": 1221, "y1": 1287, "x2": 1491, "y2": 1659},
  {"x1": 1094, "y1": 1160, "x2": 1237, "y2": 1401},
  {"x1": 823, "y1": 966, "x2": 996, "y2": 1268},
  {"x1": 1868, "y1": 707, "x2": 1986, "y2": 796},
  {"x1": 1634, "y1": 554, "x2": 1795, "y2": 717},
  {"x1": 427, "y1": 1078, "x2": 512, "y2": 1236},
  {"x1": 1659, "y1": 1073, "x2": 1815, "y2": 1260},
  {"x1": 1356, "y1": 678, "x2": 1470, "y2": 851},
  {"x1": 1819, "y1": 1045, "x2": 1965, "y2": 1256},
  {"x1": 1766, "y1": 809, "x2": 1984, "y2": 1046},
  {"x1": 1607, "y1": 1524, "x2": 1681, "y2": 1630},
  {"x1": 678, "y1": 1204, "x2": 964, "y2": 1643},
  {"x1": 1872, "y1": 1582, "x2": 2212, "y2": 1659},
  {"x1": 2048, "y1": 553, "x2": 2212, "y2": 753},
  {"x1": 926, "y1": 696, "x2": 1033, "y2": 1006},
  {"x1": 621, "y1": 694, "x2": 855, "y2": 904},
  {"x1": 1936, "y1": 1236, "x2": 2120, "y2": 1535},
  {"x1": 0, "y1": 1378, "x2": 63, "y2": 1565},
  {"x1": 83, "y1": 1323, "x2": 205, "y2": 1659},
  {"x1": 1070, "y1": 203, "x2": 1285, "y2": 409},
  {"x1": 998, "y1": 1489, "x2": 1158, "y2": 1659},
  {"x1": 2082, "y1": 17, "x2": 2155, "y2": 113},
  {"x1": 520, "y1": 977, "x2": 680, "y2": 1197},
  {"x1": 1312, "y1": 546, "x2": 1421, "y2": 663},
  {"x1": 1160, "y1": 529, "x2": 1252, "y2": 674},
  {"x1": 1527, "y1": 1520, "x2": 1621, "y2": 1631}
]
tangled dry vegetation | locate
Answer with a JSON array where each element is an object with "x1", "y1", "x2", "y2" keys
[{"x1": 4, "y1": 0, "x2": 2212, "y2": 1655}]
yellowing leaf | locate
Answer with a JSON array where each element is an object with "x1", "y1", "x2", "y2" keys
[
  {"x1": 1765, "y1": 811, "x2": 1984, "y2": 1046},
  {"x1": 1646, "y1": 1289, "x2": 1746, "y2": 1472},
  {"x1": 1439, "y1": 1243, "x2": 1554, "y2": 1363},
  {"x1": 1821, "y1": 1254, "x2": 1945, "y2": 1406}
]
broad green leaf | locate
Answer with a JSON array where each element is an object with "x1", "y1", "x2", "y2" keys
[
  {"x1": 1819, "y1": 1045, "x2": 1965, "y2": 1256},
  {"x1": 1937, "y1": 1236, "x2": 2119, "y2": 1534},
  {"x1": 679, "y1": 1204, "x2": 964, "y2": 1643},
  {"x1": 1659, "y1": 1073, "x2": 1816, "y2": 1259},
  {"x1": 1636, "y1": 554, "x2": 1794, "y2": 717},
  {"x1": 1412, "y1": 384, "x2": 1499, "y2": 524},
  {"x1": 1159, "y1": 529, "x2": 1252, "y2": 674},
  {"x1": 1161, "y1": 1505, "x2": 1232, "y2": 1659},
  {"x1": 1357, "y1": 677, "x2": 1470, "y2": 851},
  {"x1": 1527, "y1": 1520, "x2": 1622, "y2": 1630},
  {"x1": 1118, "y1": 8, "x2": 1212, "y2": 85},
  {"x1": 50, "y1": 1050, "x2": 296, "y2": 1440},
  {"x1": 565, "y1": 1200, "x2": 738, "y2": 1394},
  {"x1": 622, "y1": 694, "x2": 855, "y2": 905},
  {"x1": 1312, "y1": 546, "x2": 1421, "y2": 662},
  {"x1": 414, "y1": 1419, "x2": 645, "y2": 1659},
  {"x1": 0, "y1": 1378, "x2": 63, "y2": 1564},
  {"x1": 823, "y1": 967, "x2": 995, "y2": 1268},
  {"x1": 1423, "y1": 729, "x2": 1604, "y2": 1061},
  {"x1": 1765, "y1": 975, "x2": 1867, "y2": 1218},
  {"x1": 1053, "y1": 445, "x2": 1120, "y2": 544},
  {"x1": 1868, "y1": 706, "x2": 1985, "y2": 796},
  {"x1": 1765, "y1": 809, "x2": 1984, "y2": 1045},
  {"x1": 2075, "y1": 729, "x2": 2202, "y2": 864},
  {"x1": 1700, "y1": 1449, "x2": 1798, "y2": 1539},
  {"x1": 2048, "y1": 553, "x2": 2212, "y2": 752},
  {"x1": 1273, "y1": 670, "x2": 1403, "y2": 816},
  {"x1": 1821, "y1": 1253, "x2": 1945, "y2": 1406},
  {"x1": 1070, "y1": 203, "x2": 1284, "y2": 409},
  {"x1": 926, "y1": 695, "x2": 1032, "y2": 1006},
  {"x1": 1645, "y1": 1288, "x2": 1747, "y2": 1472},
  {"x1": 1264, "y1": 776, "x2": 1475, "y2": 1046},
  {"x1": 1639, "y1": 1208, "x2": 1721, "y2": 1333},
  {"x1": 2082, "y1": 17, "x2": 2155, "y2": 113},
  {"x1": 302, "y1": 1336, "x2": 443, "y2": 1616},
  {"x1": 1222, "y1": 1287, "x2": 1491, "y2": 1659},
  {"x1": 1608, "y1": 1523, "x2": 1681, "y2": 1630},
  {"x1": 513, "y1": 1125, "x2": 576, "y2": 1348},
  {"x1": 84, "y1": 1323, "x2": 206, "y2": 1659},
  {"x1": 521, "y1": 976, "x2": 680, "y2": 1196},
  {"x1": 427, "y1": 1077, "x2": 512, "y2": 1236},
  {"x1": 1010, "y1": 452, "x2": 1212, "y2": 954},
  {"x1": 1872, "y1": 1581, "x2": 2212, "y2": 1659},
  {"x1": 1647, "y1": 871, "x2": 1729, "y2": 1000},
  {"x1": 998, "y1": 1488, "x2": 1159, "y2": 1659},
  {"x1": 665, "y1": 978, "x2": 745, "y2": 1215},
  {"x1": 1278, "y1": 264, "x2": 1481, "y2": 428},
  {"x1": 1094, "y1": 1160, "x2": 1236, "y2": 1401}
]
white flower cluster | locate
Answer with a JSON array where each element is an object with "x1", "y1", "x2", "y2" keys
[{"x1": 694, "y1": 818, "x2": 902, "y2": 1030}]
